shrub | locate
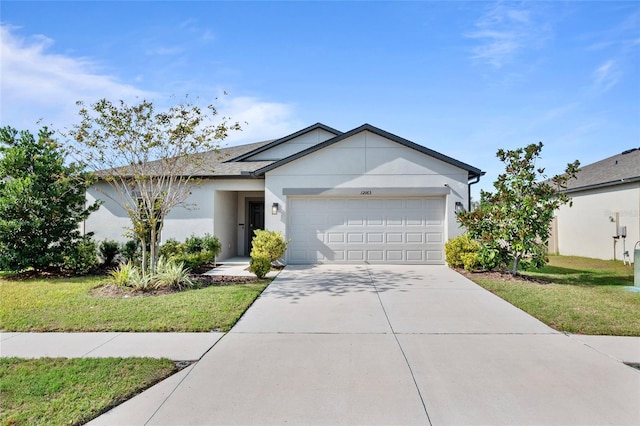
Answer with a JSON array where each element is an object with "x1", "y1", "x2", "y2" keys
[
  {"x1": 121, "y1": 240, "x2": 140, "y2": 263},
  {"x1": 153, "y1": 257, "x2": 194, "y2": 290},
  {"x1": 159, "y1": 234, "x2": 220, "y2": 270},
  {"x1": 445, "y1": 234, "x2": 480, "y2": 271},
  {"x1": 63, "y1": 236, "x2": 99, "y2": 274},
  {"x1": 250, "y1": 230, "x2": 290, "y2": 263},
  {"x1": 202, "y1": 233, "x2": 221, "y2": 258},
  {"x1": 98, "y1": 240, "x2": 120, "y2": 267},
  {"x1": 171, "y1": 253, "x2": 206, "y2": 270},
  {"x1": 249, "y1": 256, "x2": 271, "y2": 279},
  {"x1": 184, "y1": 235, "x2": 204, "y2": 254},
  {"x1": 159, "y1": 239, "x2": 183, "y2": 259}
]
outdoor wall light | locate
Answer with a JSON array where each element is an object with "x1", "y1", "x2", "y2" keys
[
  {"x1": 455, "y1": 201, "x2": 465, "y2": 214},
  {"x1": 272, "y1": 203, "x2": 279, "y2": 215}
]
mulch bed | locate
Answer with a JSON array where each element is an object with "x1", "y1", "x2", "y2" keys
[
  {"x1": 456, "y1": 269, "x2": 551, "y2": 285},
  {"x1": 90, "y1": 273, "x2": 262, "y2": 299}
]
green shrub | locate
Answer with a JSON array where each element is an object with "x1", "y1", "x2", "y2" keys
[
  {"x1": 445, "y1": 234, "x2": 480, "y2": 270},
  {"x1": 98, "y1": 240, "x2": 120, "y2": 267},
  {"x1": 202, "y1": 234, "x2": 221, "y2": 258},
  {"x1": 250, "y1": 230, "x2": 290, "y2": 263},
  {"x1": 184, "y1": 235, "x2": 204, "y2": 254},
  {"x1": 159, "y1": 234, "x2": 220, "y2": 270},
  {"x1": 249, "y1": 256, "x2": 271, "y2": 279},
  {"x1": 121, "y1": 240, "x2": 140, "y2": 263},
  {"x1": 63, "y1": 236, "x2": 99, "y2": 274},
  {"x1": 154, "y1": 257, "x2": 194, "y2": 290},
  {"x1": 170, "y1": 253, "x2": 203, "y2": 270},
  {"x1": 159, "y1": 239, "x2": 183, "y2": 259}
]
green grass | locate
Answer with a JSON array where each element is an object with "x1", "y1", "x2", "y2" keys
[
  {"x1": 470, "y1": 256, "x2": 640, "y2": 336},
  {"x1": 0, "y1": 357, "x2": 176, "y2": 426},
  {"x1": 0, "y1": 276, "x2": 268, "y2": 332}
]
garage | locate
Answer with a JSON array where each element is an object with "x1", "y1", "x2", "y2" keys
[{"x1": 287, "y1": 196, "x2": 445, "y2": 264}]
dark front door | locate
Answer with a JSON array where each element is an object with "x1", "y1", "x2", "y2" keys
[{"x1": 247, "y1": 201, "x2": 265, "y2": 255}]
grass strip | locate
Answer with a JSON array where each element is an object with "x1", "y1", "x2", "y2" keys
[
  {"x1": 0, "y1": 277, "x2": 268, "y2": 332},
  {"x1": 469, "y1": 256, "x2": 640, "y2": 336},
  {"x1": 0, "y1": 357, "x2": 176, "y2": 426}
]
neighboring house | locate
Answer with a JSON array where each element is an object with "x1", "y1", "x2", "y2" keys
[
  {"x1": 550, "y1": 148, "x2": 640, "y2": 262},
  {"x1": 86, "y1": 123, "x2": 483, "y2": 265}
]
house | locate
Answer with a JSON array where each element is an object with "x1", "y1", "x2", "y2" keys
[
  {"x1": 550, "y1": 148, "x2": 640, "y2": 262},
  {"x1": 85, "y1": 123, "x2": 483, "y2": 265}
]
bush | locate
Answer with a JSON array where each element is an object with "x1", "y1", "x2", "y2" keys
[
  {"x1": 250, "y1": 230, "x2": 290, "y2": 263},
  {"x1": 154, "y1": 257, "x2": 194, "y2": 290},
  {"x1": 159, "y1": 234, "x2": 221, "y2": 270},
  {"x1": 159, "y1": 239, "x2": 183, "y2": 259},
  {"x1": 184, "y1": 235, "x2": 204, "y2": 254},
  {"x1": 63, "y1": 236, "x2": 99, "y2": 274},
  {"x1": 98, "y1": 240, "x2": 120, "y2": 267},
  {"x1": 121, "y1": 240, "x2": 140, "y2": 263},
  {"x1": 202, "y1": 234, "x2": 221, "y2": 258},
  {"x1": 445, "y1": 234, "x2": 480, "y2": 271},
  {"x1": 249, "y1": 256, "x2": 271, "y2": 279}
]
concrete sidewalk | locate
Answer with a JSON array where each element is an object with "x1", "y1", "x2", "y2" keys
[
  {"x1": 89, "y1": 264, "x2": 640, "y2": 425},
  {"x1": 0, "y1": 332, "x2": 223, "y2": 360}
]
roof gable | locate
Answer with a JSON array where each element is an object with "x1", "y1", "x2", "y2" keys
[
  {"x1": 228, "y1": 123, "x2": 342, "y2": 162},
  {"x1": 251, "y1": 123, "x2": 483, "y2": 179}
]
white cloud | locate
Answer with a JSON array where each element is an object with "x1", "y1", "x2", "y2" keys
[
  {"x1": 0, "y1": 25, "x2": 153, "y2": 132},
  {"x1": 593, "y1": 59, "x2": 619, "y2": 92},
  {"x1": 216, "y1": 96, "x2": 303, "y2": 145},
  {"x1": 467, "y1": 2, "x2": 551, "y2": 68},
  {"x1": 0, "y1": 25, "x2": 301, "y2": 144}
]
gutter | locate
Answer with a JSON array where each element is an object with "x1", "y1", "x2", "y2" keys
[
  {"x1": 468, "y1": 172, "x2": 485, "y2": 209},
  {"x1": 560, "y1": 176, "x2": 640, "y2": 194}
]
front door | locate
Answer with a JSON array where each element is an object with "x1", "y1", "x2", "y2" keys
[{"x1": 247, "y1": 201, "x2": 265, "y2": 255}]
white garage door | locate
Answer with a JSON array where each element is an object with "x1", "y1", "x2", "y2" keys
[{"x1": 287, "y1": 197, "x2": 445, "y2": 264}]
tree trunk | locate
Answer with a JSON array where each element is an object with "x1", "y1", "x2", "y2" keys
[
  {"x1": 511, "y1": 255, "x2": 520, "y2": 276},
  {"x1": 150, "y1": 226, "x2": 157, "y2": 274},
  {"x1": 141, "y1": 237, "x2": 148, "y2": 277}
]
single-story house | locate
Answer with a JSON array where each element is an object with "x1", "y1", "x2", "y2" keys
[
  {"x1": 549, "y1": 147, "x2": 639, "y2": 262},
  {"x1": 85, "y1": 123, "x2": 483, "y2": 265}
]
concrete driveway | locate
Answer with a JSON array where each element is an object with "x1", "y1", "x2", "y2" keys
[{"x1": 95, "y1": 264, "x2": 640, "y2": 425}]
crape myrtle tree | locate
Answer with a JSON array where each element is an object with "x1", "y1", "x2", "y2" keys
[
  {"x1": 457, "y1": 142, "x2": 580, "y2": 275},
  {"x1": 69, "y1": 97, "x2": 241, "y2": 275},
  {"x1": 0, "y1": 126, "x2": 100, "y2": 272}
]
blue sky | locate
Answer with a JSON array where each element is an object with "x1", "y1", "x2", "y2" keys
[{"x1": 1, "y1": 1, "x2": 639, "y2": 198}]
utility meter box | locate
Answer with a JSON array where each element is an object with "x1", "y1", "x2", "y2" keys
[{"x1": 618, "y1": 226, "x2": 627, "y2": 238}]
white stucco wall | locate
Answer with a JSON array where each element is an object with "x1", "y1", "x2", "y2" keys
[
  {"x1": 555, "y1": 182, "x2": 640, "y2": 261},
  {"x1": 85, "y1": 179, "x2": 265, "y2": 258},
  {"x1": 263, "y1": 130, "x2": 470, "y2": 245},
  {"x1": 248, "y1": 128, "x2": 337, "y2": 160}
]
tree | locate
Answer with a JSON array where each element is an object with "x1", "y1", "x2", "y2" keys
[
  {"x1": 457, "y1": 142, "x2": 580, "y2": 275},
  {"x1": 69, "y1": 98, "x2": 241, "y2": 275},
  {"x1": 0, "y1": 126, "x2": 100, "y2": 272}
]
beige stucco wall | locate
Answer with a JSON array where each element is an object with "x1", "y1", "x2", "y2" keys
[
  {"x1": 555, "y1": 182, "x2": 640, "y2": 261},
  {"x1": 263, "y1": 130, "x2": 470, "y2": 255}
]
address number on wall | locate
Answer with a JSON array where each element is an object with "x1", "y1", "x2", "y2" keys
[{"x1": 360, "y1": 191, "x2": 372, "y2": 195}]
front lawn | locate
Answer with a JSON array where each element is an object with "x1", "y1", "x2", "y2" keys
[
  {"x1": 469, "y1": 256, "x2": 640, "y2": 336},
  {"x1": 0, "y1": 357, "x2": 176, "y2": 426},
  {"x1": 0, "y1": 276, "x2": 268, "y2": 332}
]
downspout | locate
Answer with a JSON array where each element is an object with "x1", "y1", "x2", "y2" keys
[{"x1": 468, "y1": 172, "x2": 485, "y2": 209}]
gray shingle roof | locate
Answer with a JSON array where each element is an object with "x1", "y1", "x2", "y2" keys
[
  {"x1": 562, "y1": 148, "x2": 640, "y2": 193},
  {"x1": 101, "y1": 140, "x2": 275, "y2": 178},
  {"x1": 252, "y1": 123, "x2": 484, "y2": 180}
]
